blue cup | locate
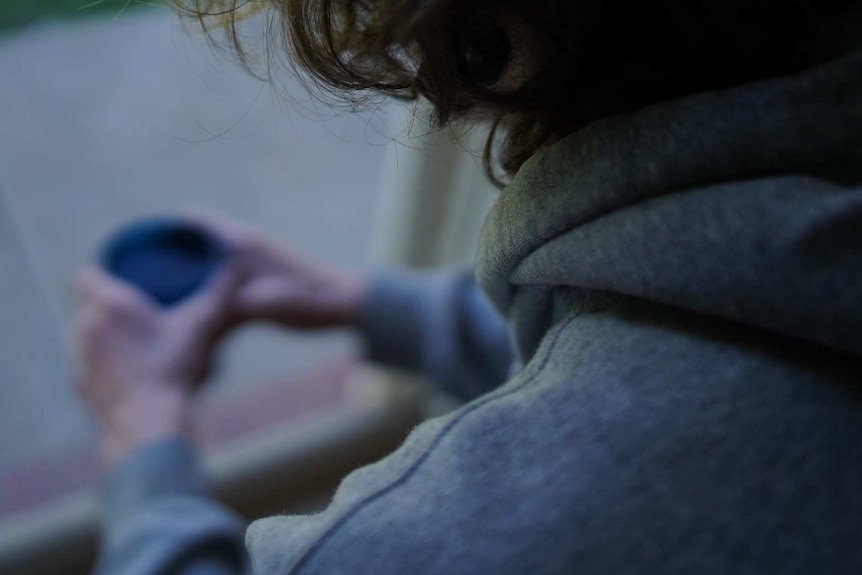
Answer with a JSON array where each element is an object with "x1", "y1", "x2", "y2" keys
[{"x1": 100, "y1": 218, "x2": 227, "y2": 307}]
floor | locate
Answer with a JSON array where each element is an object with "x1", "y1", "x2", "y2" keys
[{"x1": 0, "y1": 8, "x2": 394, "y2": 494}]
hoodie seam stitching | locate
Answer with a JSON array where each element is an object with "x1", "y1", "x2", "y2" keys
[{"x1": 284, "y1": 312, "x2": 580, "y2": 575}]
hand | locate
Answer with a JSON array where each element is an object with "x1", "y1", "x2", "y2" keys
[
  {"x1": 182, "y1": 211, "x2": 370, "y2": 331},
  {"x1": 72, "y1": 264, "x2": 239, "y2": 465}
]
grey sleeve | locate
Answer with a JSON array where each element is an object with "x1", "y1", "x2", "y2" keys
[
  {"x1": 357, "y1": 265, "x2": 514, "y2": 401},
  {"x1": 94, "y1": 438, "x2": 248, "y2": 575},
  {"x1": 92, "y1": 266, "x2": 512, "y2": 575}
]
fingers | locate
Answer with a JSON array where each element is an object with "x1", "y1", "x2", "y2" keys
[
  {"x1": 174, "y1": 259, "x2": 243, "y2": 332},
  {"x1": 69, "y1": 276, "x2": 119, "y2": 410},
  {"x1": 179, "y1": 209, "x2": 300, "y2": 266},
  {"x1": 75, "y1": 266, "x2": 153, "y2": 312},
  {"x1": 72, "y1": 267, "x2": 158, "y2": 375}
]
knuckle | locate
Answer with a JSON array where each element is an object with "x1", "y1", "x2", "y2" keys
[
  {"x1": 100, "y1": 298, "x2": 123, "y2": 318},
  {"x1": 237, "y1": 229, "x2": 265, "y2": 253},
  {"x1": 99, "y1": 292, "x2": 132, "y2": 318},
  {"x1": 72, "y1": 374, "x2": 86, "y2": 394},
  {"x1": 78, "y1": 301, "x2": 120, "y2": 334},
  {"x1": 76, "y1": 315, "x2": 103, "y2": 345},
  {"x1": 73, "y1": 309, "x2": 97, "y2": 334}
]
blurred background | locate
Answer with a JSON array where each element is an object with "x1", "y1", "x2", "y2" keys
[{"x1": 0, "y1": 2, "x2": 497, "y2": 573}]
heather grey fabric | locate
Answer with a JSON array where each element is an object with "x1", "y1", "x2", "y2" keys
[
  {"x1": 96, "y1": 439, "x2": 247, "y2": 575},
  {"x1": 94, "y1": 47, "x2": 862, "y2": 575},
  {"x1": 94, "y1": 266, "x2": 513, "y2": 575},
  {"x1": 359, "y1": 266, "x2": 515, "y2": 400}
]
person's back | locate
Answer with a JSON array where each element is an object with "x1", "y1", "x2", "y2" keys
[
  {"x1": 247, "y1": 44, "x2": 862, "y2": 573},
  {"x1": 72, "y1": 1, "x2": 862, "y2": 573}
]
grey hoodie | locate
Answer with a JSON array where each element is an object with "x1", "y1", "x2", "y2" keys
[{"x1": 95, "y1": 47, "x2": 862, "y2": 574}]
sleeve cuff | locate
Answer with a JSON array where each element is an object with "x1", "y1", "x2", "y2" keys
[
  {"x1": 101, "y1": 436, "x2": 207, "y2": 535},
  {"x1": 356, "y1": 266, "x2": 469, "y2": 374}
]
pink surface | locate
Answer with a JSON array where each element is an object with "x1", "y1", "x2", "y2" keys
[{"x1": 0, "y1": 354, "x2": 358, "y2": 519}]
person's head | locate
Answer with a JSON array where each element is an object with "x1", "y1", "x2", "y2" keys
[{"x1": 181, "y1": 0, "x2": 860, "y2": 184}]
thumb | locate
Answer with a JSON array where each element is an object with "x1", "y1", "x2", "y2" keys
[{"x1": 175, "y1": 257, "x2": 244, "y2": 332}]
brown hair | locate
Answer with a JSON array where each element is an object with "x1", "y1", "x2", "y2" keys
[{"x1": 177, "y1": 0, "x2": 857, "y2": 185}]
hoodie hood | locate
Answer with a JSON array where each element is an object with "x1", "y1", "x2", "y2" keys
[{"x1": 477, "y1": 48, "x2": 862, "y2": 364}]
